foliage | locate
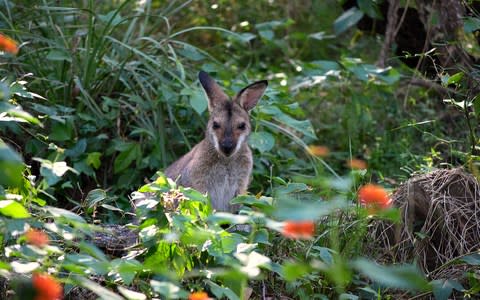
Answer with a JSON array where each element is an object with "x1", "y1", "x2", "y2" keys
[{"x1": 0, "y1": 0, "x2": 479, "y2": 299}]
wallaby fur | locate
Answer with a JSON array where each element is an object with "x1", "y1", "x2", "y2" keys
[{"x1": 165, "y1": 71, "x2": 268, "y2": 212}]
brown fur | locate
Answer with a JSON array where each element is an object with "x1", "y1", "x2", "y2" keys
[{"x1": 165, "y1": 71, "x2": 268, "y2": 212}]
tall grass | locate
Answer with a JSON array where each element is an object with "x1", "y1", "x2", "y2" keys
[{"x1": 0, "y1": 0, "x2": 319, "y2": 206}]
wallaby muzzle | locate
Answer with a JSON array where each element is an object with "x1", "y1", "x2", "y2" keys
[{"x1": 220, "y1": 138, "x2": 235, "y2": 156}]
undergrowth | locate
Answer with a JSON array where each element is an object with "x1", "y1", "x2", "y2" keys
[{"x1": 0, "y1": 0, "x2": 479, "y2": 299}]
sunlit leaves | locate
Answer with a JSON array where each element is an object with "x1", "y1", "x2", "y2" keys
[
  {"x1": 0, "y1": 200, "x2": 30, "y2": 218},
  {"x1": 118, "y1": 286, "x2": 147, "y2": 300},
  {"x1": 0, "y1": 140, "x2": 24, "y2": 188},
  {"x1": 34, "y1": 158, "x2": 78, "y2": 186}
]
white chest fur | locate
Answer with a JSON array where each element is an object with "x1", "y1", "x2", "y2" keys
[{"x1": 206, "y1": 163, "x2": 240, "y2": 212}]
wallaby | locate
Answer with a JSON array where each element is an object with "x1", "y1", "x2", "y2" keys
[{"x1": 165, "y1": 71, "x2": 268, "y2": 212}]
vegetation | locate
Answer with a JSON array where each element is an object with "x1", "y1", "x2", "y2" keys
[{"x1": 1, "y1": 0, "x2": 480, "y2": 299}]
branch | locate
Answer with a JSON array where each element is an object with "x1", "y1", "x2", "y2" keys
[{"x1": 377, "y1": 0, "x2": 400, "y2": 67}]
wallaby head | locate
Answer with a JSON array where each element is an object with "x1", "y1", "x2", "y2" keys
[{"x1": 198, "y1": 71, "x2": 268, "y2": 157}]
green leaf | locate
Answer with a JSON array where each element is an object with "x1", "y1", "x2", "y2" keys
[
  {"x1": 255, "y1": 20, "x2": 285, "y2": 30},
  {"x1": 36, "y1": 159, "x2": 76, "y2": 186},
  {"x1": 9, "y1": 82, "x2": 41, "y2": 99},
  {"x1": 0, "y1": 260, "x2": 11, "y2": 270},
  {"x1": 150, "y1": 280, "x2": 188, "y2": 299},
  {"x1": 78, "y1": 241, "x2": 108, "y2": 261},
  {"x1": 261, "y1": 105, "x2": 317, "y2": 139},
  {"x1": 353, "y1": 259, "x2": 430, "y2": 291},
  {"x1": 46, "y1": 49, "x2": 72, "y2": 62},
  {"x1": 87, "y1": 152, "x2": 102, "y2": 169},
  {"x1": 114, "y1": 143, "x2": 140, "y2": 174},
  {"x1": 311, "y1": 246, "x2": 334, "y2": 265},
  {"x1": 66, "y1": 254, "x2": 109, "y2": 275},
  {"x1": 431, "y1": 279, "x2": 464, "y2": 300},
  {"x1": 0, "y1": 200, "x2": 30, "y2": 218},
  {"x1": 0, "y1": 140, "x2": 24, "y2": 188},
  {"x1": 207, "y1": 280, "x2": 240, "y2": 300},
  {"x1": 357, "y1": 0, "x2": 382, "y2": 19},
  {"x1": 259, "y1": 30, "x2": 274, "y2": 41},
  {"x1": 473, "y1": 95, "x2": 480, "y2": 118},
  {"x1": 253, "y1": 228, "x2": 270, "y2": 245},
  {"x1": 231, "y1": 195, "x2": 273, "y2": 211},
  {"x1": 334, "y1": 7, "x2": 364, "y2": 35},
  {"x1": 461, "y1": 253, "x2": 480, "y2": 265},
  {"x1": 237, "y1": 33, "x2": 256, "y2": 43},
  {"x1": 50, "y1": 121, "x2": 73, "y2": 141},
  {"x1": 0, "y1": 81, "x2": 10, "y2": 100},
  {"x1": 98, "y1": 10, "x2": 124, "y2": 26},
  {"x1": 85, "y1": 189, "x2": 107, "y2": 208},
  {"x1": 310, "y1": 60, "x2": 341, "y2": 71},
  {"x1": 0, "y1": 102, "x2": 42, "y2": 125},
  {"x1": 447, "y1": 72, "x2": 464, "y2": 85},
  {"x1": 464, "y1": 17, "x2": 480, "y2": 33},
  {"x1": 74, "y1": 160, "x2": 95, "y2": 177},
  {"x1": 281, "y1": 261, "x2": 310, "y2": 281},
  {"x1": 65, "y1": 139, "x2": 87, "y2": 158},
  {"x1": 190, "y1": 88, "x2": 207, "y2": 115},
  {"x1": 178, "y1": 44, "x2": 205, "y2": 61},
  {"x1": 112, "y1": 258, "x2": 143, "y2": 285},
  {"x1": 74, "y1": 276, "x2": 124, "y2": 300},
  {"x1": 273, "y1": 198, "x2": 347, "y2": 221},
  {"x1": 118, "y1": 286, "x2": 146, "y2": 300},
  {"x1": 339, "y1": 293, "x2": 358, "y2": 300},
  {"x1": 217, "y1": 233, "x2": 244, "y2": 254},
  {"x1": 45, "y1": 206, "x2": 86, "y2": 223},
  {"x1": 249, "y1": 131, "x2": 275, "y2": 152}
]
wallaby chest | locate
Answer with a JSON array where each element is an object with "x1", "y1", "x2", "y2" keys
[{"x1": 191, "y1": 147, "x2": 252, "y2": 212}]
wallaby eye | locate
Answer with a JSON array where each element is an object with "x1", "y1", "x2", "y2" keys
[
  {"x1": 212, "y1": 121, "x2": 221, "y2": 129},
  {"x1": 237, "y1": 122, "x2": 246, "y2": 130}
]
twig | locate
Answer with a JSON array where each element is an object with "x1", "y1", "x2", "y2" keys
[
  {"x1": 406, "y1": 77, "x2": 460, "y2": 96},
  {"x1": 262, "y1": 280, "x2": 266, "y2": 300},
  {"x1": 377, "y1": 0, "x2": 400, "y2": 67}
]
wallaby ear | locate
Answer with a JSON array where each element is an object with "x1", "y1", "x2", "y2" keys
[
  {"x1": 199, "y1": 71, "x2": 228, "y2": 111},
  {"x1": 236, "y1": 80, "x2": 268, "y2": 112}
]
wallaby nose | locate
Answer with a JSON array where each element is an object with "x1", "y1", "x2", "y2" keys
[{"x1": 220, "y1": 140, "x2": 235, "y2": 156}]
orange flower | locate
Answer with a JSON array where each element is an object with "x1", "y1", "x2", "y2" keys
[
  {"x1": 347, "y1": 159, "x2": 367, "y2": 170},
  {"x1": 25, "y1": 229, "x2": 49, "y2": 248},
  {"x1": 189, "y1": 291, "x2": 210, "y2": 300},
  {"x1": 358, "y1": 184, "x2": 391, "y2": 212},
  {"x1": 282, "y1": 221, "x2": 315, "y2": 239},
  {"x1": 0, "y1": 33, "x2": 19, "y2": 55},
  {"x1": 32, "y1": 273, "x2": 63, "y2": 300},
  {"x1": 307, "y1": 145, "x2": 329, "y2": 157}
]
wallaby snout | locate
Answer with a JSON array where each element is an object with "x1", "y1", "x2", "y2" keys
[
  {"x1": 220, "y1": 137, "x2": 235, "y2": 156},
  {"x1": 164, "y1": 71, "x2": 268, "y2": 212}
]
